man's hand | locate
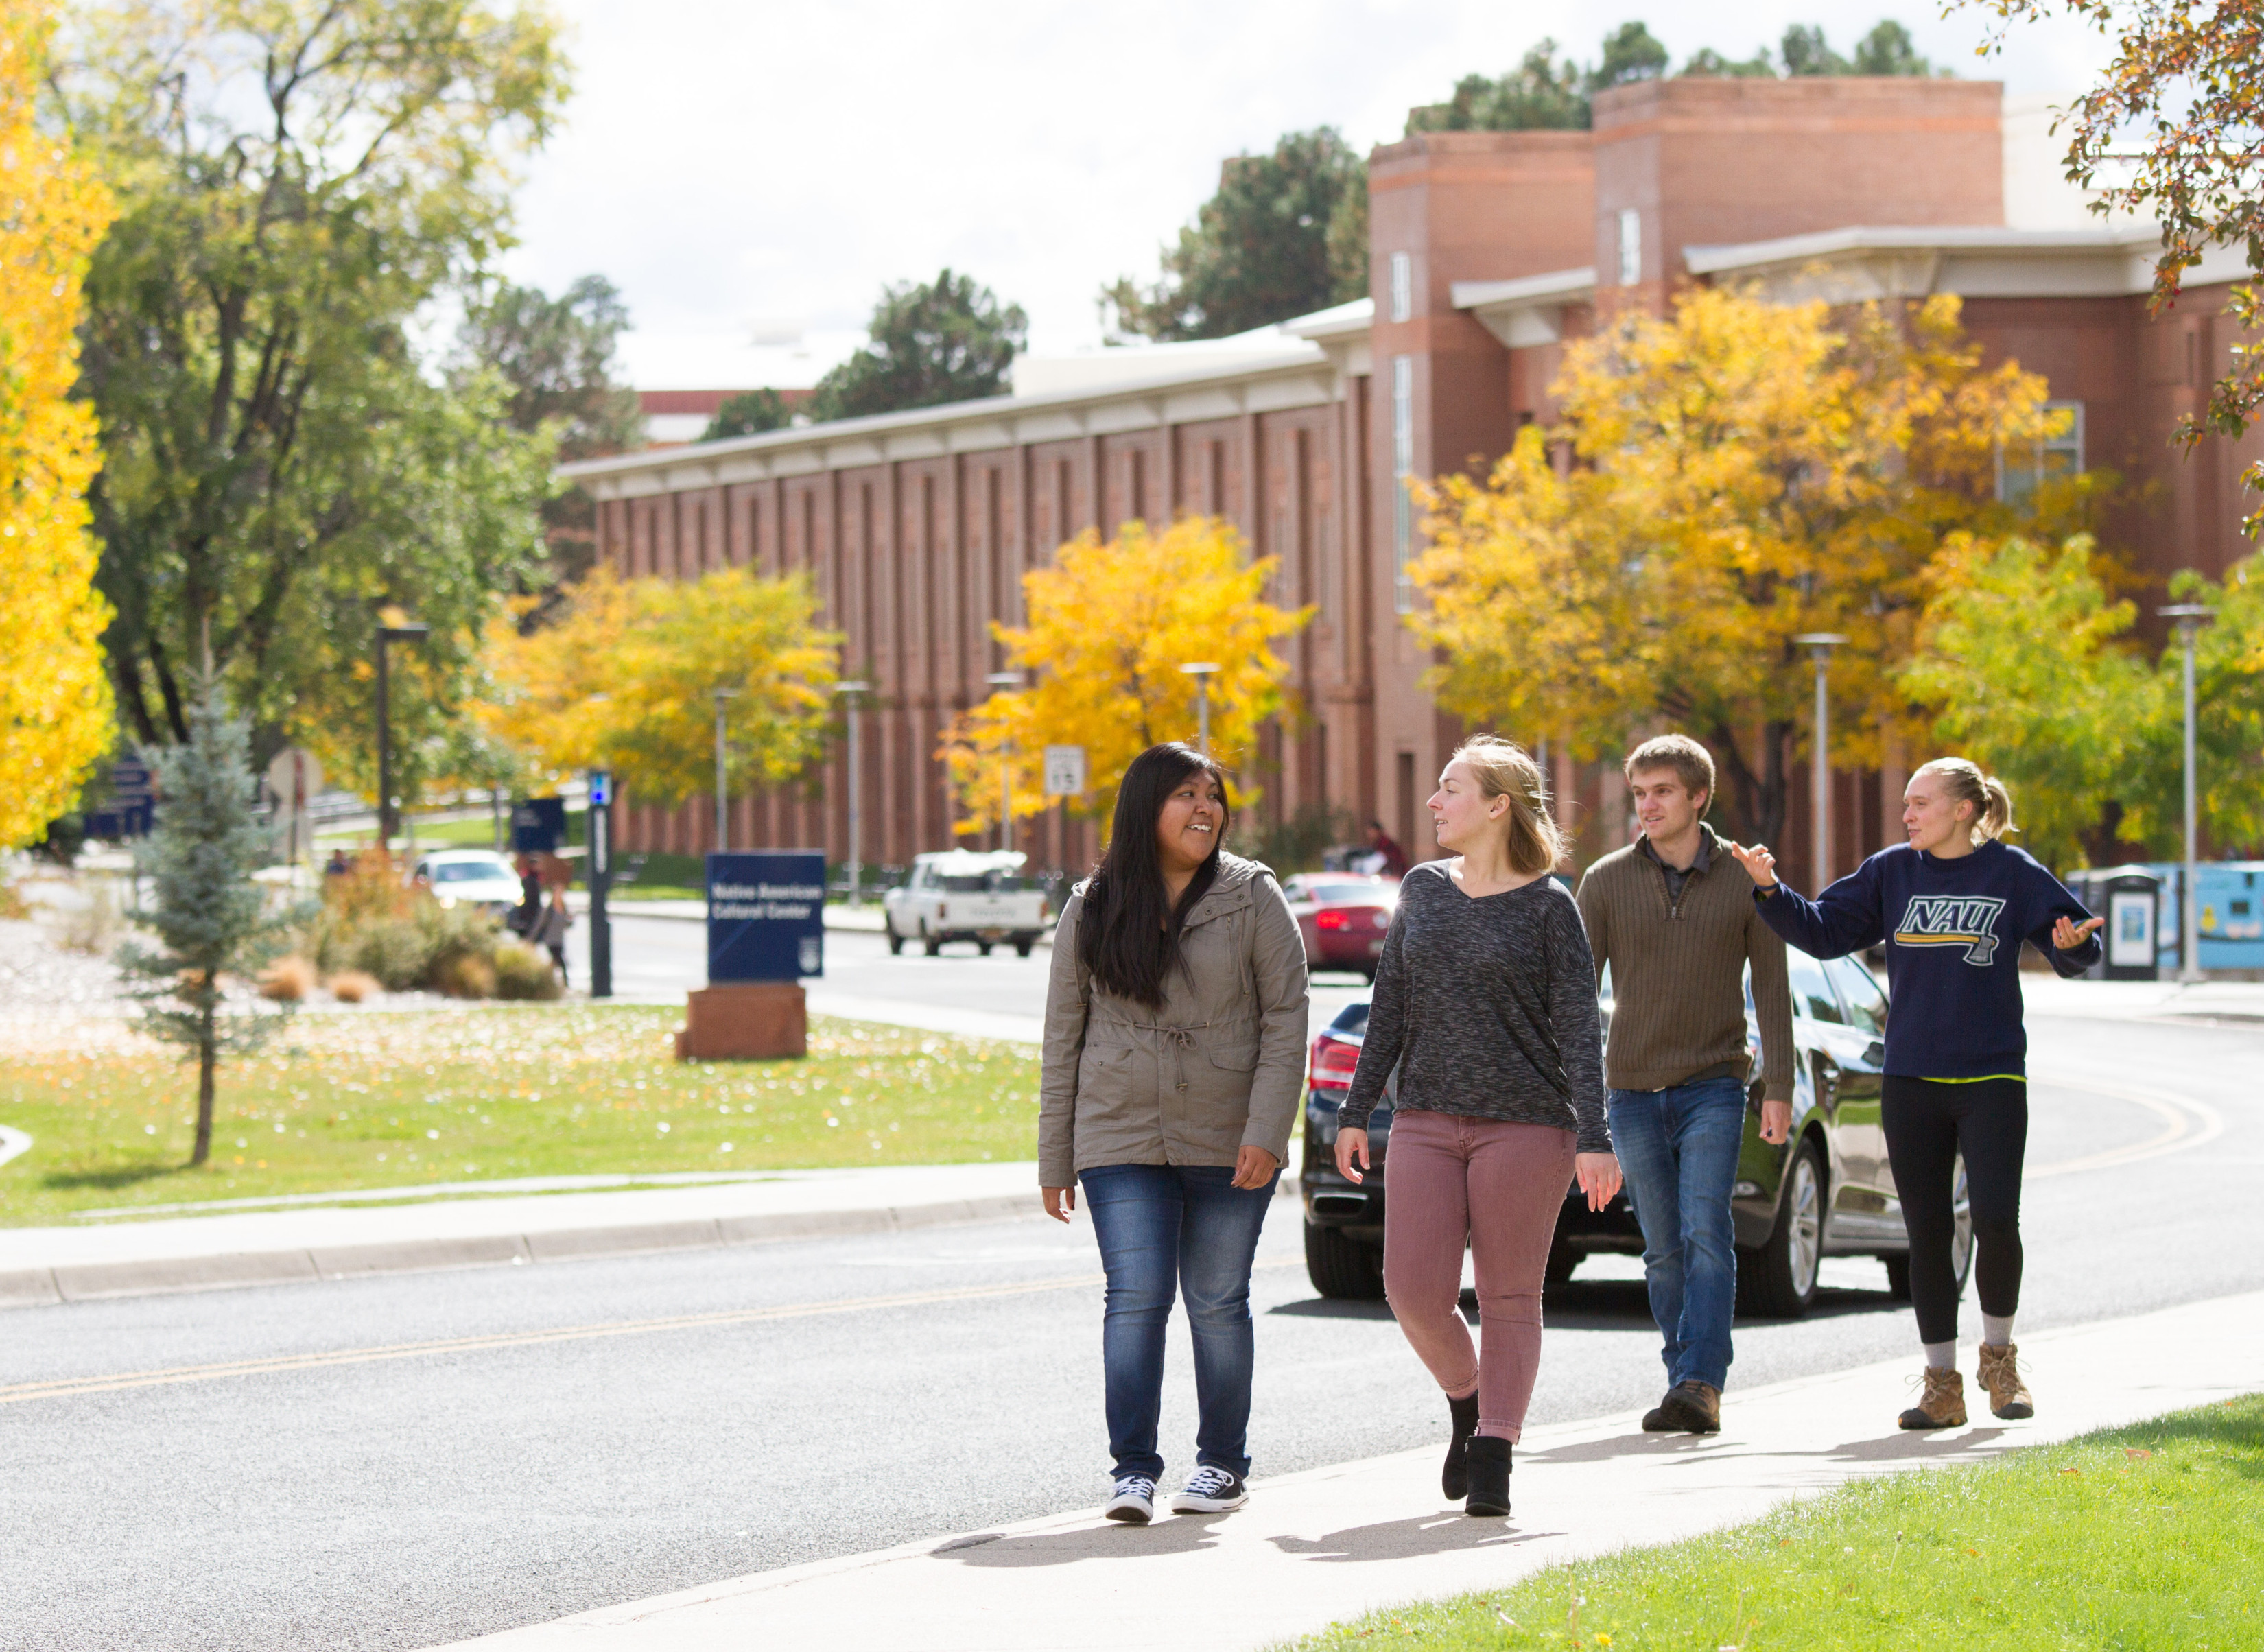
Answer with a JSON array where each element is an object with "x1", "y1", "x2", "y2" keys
[
  {"x1": 1334, "y1": 1126, "x2": 1369, "y2": 1185},
  {"x1": 1727, "y1": 841, "x2": 1779, "y2": 889},
  {"x1": 1760, "y1": 1098, "x2": 1792, "y2": 1146},
  {"x1": 1575, "y1": 1152, "x2": 1623, "y2": 1212},
  {"x1": 1231, "y1": 1144, "x2": 1280, "y2": 1190},
  {"x1": 2053, "y1": 914, "x2": 2105, "y2": 951},
  {"x1": 1042, "y1": 1185, "x2": 1076, "y2": 1223}
]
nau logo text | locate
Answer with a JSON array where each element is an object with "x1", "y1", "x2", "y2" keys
[{"x1": 1894, "y1": 895, "x2": 2008, "y2": 965}]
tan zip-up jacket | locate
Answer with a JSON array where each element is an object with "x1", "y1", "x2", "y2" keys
[{"x1": 1038, "y1": 853, "x2": 1310, "y2": 1188}]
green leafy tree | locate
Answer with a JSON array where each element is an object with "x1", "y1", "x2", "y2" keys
[
  {"x1": 2126, "y1": 562, "x2": 2264, "y2": 856},
  {"x1": 1682, "y1": 45, "x2": 1778, "y2": 78},
  {"x1": 1779, "y1": 23, "x2": 1852, "y2": 76},
  {"x1": 456, "y1": 274, "x2": 645, "y2": 587},
  {"x1": 1962, "y1": 0, "x2": 2264, "y2": 533},
  {"x1": 806, "y1": 270, "x2": 1026, "y2": 421},
  {"x1": 119, "y1": 675, "x2": 300, "y2": 1166},
  {"x1": 1406, "y1": 40, "x2": 1591, "y2": 133},
  {"x1": 56, "y1": 0, "x2": 570, "y2": 757},
  {"x1": 1593, "y1": 21, "x2": 1671, "y2": 88},
  {"x1": 1850, "y1": 20, "x2": 1939, "y2": 75},
  {"x1": 703, "y1": 389, "x2": 793, "y2": 441},
  {"x1": 1103, "y1": 128, "x2": 1368, "y2": 342}
]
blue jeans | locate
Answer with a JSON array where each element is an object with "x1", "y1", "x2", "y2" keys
[
  {"x1": 1078, "y1": 1163, "x2": 1277, "y2": 1481},
  {"x1": 1607, "y1": 1075, "x2": 1748, "y2": 1392}
]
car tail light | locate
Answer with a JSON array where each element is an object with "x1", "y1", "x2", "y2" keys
[
  {"x1": 1308, "y1": 1033, "x2": 1361, "y2": 1087},
  {"x1": 937, "y1": 902, "x2": 947, "y2": 921},
  {"x1": 1039, "y1": 898, "x2": 1050, "y2": 922},
  {"x1": 1314, "y1": 908, "x2": 1350, "y2": 931}
]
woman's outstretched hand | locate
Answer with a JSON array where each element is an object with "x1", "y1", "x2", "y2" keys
[
  {"x1": 2053, "y1": 914, "x2": 2106, "y2": 951},
  {"x1": 1334, "y1": 1126, "x2": 1370, "y2": 1185},
  {"x1": 1042, "y1": 1185, "x2": 1076, "y2": 1223},
  {"x1": 1727, "y1": 841, "x2": 1779, "y2": 889},
  {"x1": 1575, "y1": 1152, "x2": 1623, "y2": 1213}
]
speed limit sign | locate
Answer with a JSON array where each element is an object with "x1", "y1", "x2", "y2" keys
[{"x1": 1043, "y1": 745, "x2": 1087, "y2": 798}]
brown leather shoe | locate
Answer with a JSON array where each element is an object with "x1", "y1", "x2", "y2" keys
[
  {"x1": 1898, "y1": 1365, "x2": 1967, "y2": 1429},
  {"x1": 1977, "y1": 1342, "x2": 2034, "y2": 1419},
  {"x1": 1652, "y1": 1380, "x2": 1721, "y2": 1434}
]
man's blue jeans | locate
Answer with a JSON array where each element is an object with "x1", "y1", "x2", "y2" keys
[
  {"x1": 1607, "y1": 1075, "x2": 1748, "y2": 1392},
  {"x1": 1079, "y1": 1163, "x2": 1277, "y2": 1481}
]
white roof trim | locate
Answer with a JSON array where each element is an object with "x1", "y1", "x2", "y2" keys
[
  {"x1": 1280, "y1": 296, "x2": 1373, "y2": 341},
  {"x1": 1684, "y1": 224, "x2": 2256, "y2": 303},
  {"x1": 1684, "y1": 224, "x2": 2159, "y2": 274},
  {"x1": 1450, "y1": 268, "x2": 1597, "y2": 310}
]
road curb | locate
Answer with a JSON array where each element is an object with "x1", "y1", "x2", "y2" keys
[{"x1": 0, "y1": 1192, "x2": 1050, "y2": 1311}]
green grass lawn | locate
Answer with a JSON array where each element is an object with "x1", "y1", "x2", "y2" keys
[
  {"x1": 0, "y1": 1007, "x2": 1040, "y2": 1225},
  {"x1": 1286, "y1": 1395, "x2": 2263, "y2": 1651}
]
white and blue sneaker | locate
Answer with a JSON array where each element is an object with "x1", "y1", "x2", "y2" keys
[
  {"x1": 1103, "y1": 1474, "x2": 1157, "y2": 1524},
  {"x1": 1168, "y1": 1463, "x2": 1249, "y2": 1514}
]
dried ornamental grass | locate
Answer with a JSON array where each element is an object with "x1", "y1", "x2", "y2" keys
[
  {"x1": 491, "y1": 943, "x2": 561, "y2": 1000},
  {"x1": 259, "y1": 956, "x2": 318, "y2": 1001},
  {"x1": 326, "y1": 970, "x2": 379, "y2": 1004}
]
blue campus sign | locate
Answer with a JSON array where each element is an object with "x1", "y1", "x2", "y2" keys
[{"x1": 707, "y1": 852, "x2": 826, "y2": 982}]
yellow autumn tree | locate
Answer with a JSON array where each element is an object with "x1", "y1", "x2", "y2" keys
[
  {"x1": 943, "y1": 516, "x2": 1312, "y2": 837},
  {"x1": 480, "y1": 565, "x2": 840, "y2": 804},
  {"x1": 1409, "y1": 287, "x2": 2061, "y2": 848},
  {"x1": 0, "y1": 0, "x2": 116, "y2": 847}
]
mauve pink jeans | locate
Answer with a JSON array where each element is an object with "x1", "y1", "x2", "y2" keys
[{"x1": 1382, "y1": 1109, "x2": 1577, "y2": 1441}]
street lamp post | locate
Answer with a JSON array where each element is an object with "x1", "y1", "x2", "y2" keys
[
  {"x1": 984, "y1": 671, "x2": 1022, "y2": 853},
  {"x1": 711, "y1": 687, "x2": 742, "y2": 852},
  {"x1": 1793, "y1": 634, "x2": 1848, "y2": 890},
  {"x1": 834, "y1": 681, "x2": 871, "y2": 905},
  {"x1": 2160, "y1": 604, "x2": 2212, "y2": 982},
  {"x1": 374, "y1": 621, "x2": 430, "y2": 850},
  {"x1": 1179, "y1": 662, "x2": 1221, "y2": 754}
]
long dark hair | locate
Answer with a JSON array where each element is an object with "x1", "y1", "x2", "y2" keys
[{"x1": 1077, "y1": 743, "x2": 1231, "y2": 1008}]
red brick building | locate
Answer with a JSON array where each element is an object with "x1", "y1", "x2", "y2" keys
[{"x1": 562, "y1": 77, "x2": 2261, "y2": 888}]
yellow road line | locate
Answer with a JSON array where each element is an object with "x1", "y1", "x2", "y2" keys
[
  {"x1": 2028, "y1": 1071, "x2": 2228, "y2": 1178},
  {"x1": 3, "y1": 1258, "x2": 1304, "y2": 1406}
]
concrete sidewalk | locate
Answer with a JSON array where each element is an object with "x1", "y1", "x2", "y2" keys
[
  {"x1": 0, "y1": 1161, "x2": 1051, "y2": 1310},
  {"x1": 430, "y1": 1289, "x2": 2264, "y2": 1652}
]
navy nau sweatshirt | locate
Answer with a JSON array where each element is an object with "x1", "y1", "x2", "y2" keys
[{"x1": 1751, "y1": 840, "x2": 2101, "y2": 1081}]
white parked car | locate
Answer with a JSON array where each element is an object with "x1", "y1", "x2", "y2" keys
[
  {"x1": 883, "y1": 850, "x2": 1052, "y2": 958},
  {"x1": 409, "y1": 849, "x2": 523, "y2": 917}
]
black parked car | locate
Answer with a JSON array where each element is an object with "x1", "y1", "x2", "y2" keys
[{"x1": 1299, "y1": 950, "x2": 1973, "y2": 1317}]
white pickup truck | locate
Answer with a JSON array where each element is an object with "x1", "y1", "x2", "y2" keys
[{"x1": 883, "y1": 850, "x2": 1052, "y2": 958}]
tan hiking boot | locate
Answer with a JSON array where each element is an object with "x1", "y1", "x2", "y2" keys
[
  {"x1": 1898, "y1": 1365, "x2": 1966, "y2": 1430},
  {"x1": 1977, "y1": 1341, "x2": 2034, "y2": 1419}
]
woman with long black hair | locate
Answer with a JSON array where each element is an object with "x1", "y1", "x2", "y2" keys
[{"x1": 1039, "y1": 743, "x2": 1309, "y2": 1524}]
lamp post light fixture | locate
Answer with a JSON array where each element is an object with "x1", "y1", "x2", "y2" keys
[
  {"x1": 2159, "y1": 604, "x2": 2213, "y2": 982},
  {"x1": 711, "y1": 686, "x2": 742, "y2": 852},
  {"x1": 1792, "y1": 634, "x2": 1849, "y2": 890},
  {"x1": 984, "y1": 671, "x2": 1023, "y2": 853},
  {"x1": 1179, "y1": 662, "x2": 1221, "y2": 754},
  {"x1": 834, "y1": 681, "x2": 871, "y2": 905},
  {"x1": 373, "y1": 620, "x2": 431, "y2": 850}
]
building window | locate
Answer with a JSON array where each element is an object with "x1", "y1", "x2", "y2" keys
[
  {"x1": 1392, "y1": 355, "x2": 1415, "y2": 614},
  {"x1": 1389, "y1": 252, "x2": 1412, "y2": 323},
  {"x1": 1998, "y1": 401, "x2": 2084, "y2": 506},
  {"x1": 1618, "y1": 209, "x2": 1642, "y2": 287}
]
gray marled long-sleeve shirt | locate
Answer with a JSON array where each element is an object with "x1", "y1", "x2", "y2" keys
[{"x1": 1340, "y1": 862, "x2": 1611, "y2": 1154}]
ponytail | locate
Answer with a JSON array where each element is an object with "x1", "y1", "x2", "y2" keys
[{"x1": 1915, "y1": 757, "x2": 2015, "y2": 846}]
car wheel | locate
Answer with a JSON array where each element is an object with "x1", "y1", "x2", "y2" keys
[
  {"x1": 1304, "y1": 1220, "x2": 1385, "y2": 1300},
  {"x1": 885, "y1": 924, "x2": 904, "y2": 956},
  {"x1": 1014, "y1": 936, "x2": 1035, "y2": 958},
  {"x1": 1740, "y1": 1137, "x2": 1825, "y2": 1319},
  {"x1": 977, "y1": 941, "x2": 993, "y2": 956},
  {"x1": 923, "y1": 925, "x2": 941, "y2": 958}
]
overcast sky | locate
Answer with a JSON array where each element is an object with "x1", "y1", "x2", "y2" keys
[{"x1": 495, "y1": 0, "x2": 2114, "y2": 389}]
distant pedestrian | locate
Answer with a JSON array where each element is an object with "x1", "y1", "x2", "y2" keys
[
  {"x1": 325, "y1": 849, "x2": 353, "y2": 880},
  {"x1": 1039, "y1": 742, "x2": 1309, "y2": 1526},
  {"x1": 1365, "y1": 820, "x2": 1412, "y2": 879},
  {"x1": 1336, "y1": 737, "x2": 1618, "y2": 1517},
  {"x1": 1577, "y1": 735, "x2": 1795, "y2": 1437},
  {"x1": 509, "y1": 855, "x2": 541, "y2": 938},
  {"x1": 1729, "y1": 759, "x2": 2102, "y2": 1430},
  {"x1": 533, "y1": 890, "x2": 574, "y2": 987}
]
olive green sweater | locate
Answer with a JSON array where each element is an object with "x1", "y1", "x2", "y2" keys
[{"x1": 1575, "y1": 823, "x2": 1795, "y2": 1101}]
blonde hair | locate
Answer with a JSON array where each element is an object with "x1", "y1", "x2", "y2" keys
[
  {"x1": 1913, "y1": 757, "x2": 2015, "y2": 845},
  {"x1": 1448, "y1": 735, "x2": 1568, "y2": 875}
]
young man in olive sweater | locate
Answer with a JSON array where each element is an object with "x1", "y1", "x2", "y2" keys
[{"x1": 1575, "y1": 735, "x2": 1795, "y2": 1434}]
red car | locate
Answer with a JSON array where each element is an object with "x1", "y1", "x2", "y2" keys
[{"x1": 1280, "y1": 873, "x2": 1398, "y2": 982}]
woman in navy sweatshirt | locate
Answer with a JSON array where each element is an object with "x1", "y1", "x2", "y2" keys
[{"x1": 1727, "y1": 759, "x2": 2101, "y2": 1432}]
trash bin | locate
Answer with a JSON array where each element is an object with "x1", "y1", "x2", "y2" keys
[{"x1": 2077, "y1": 867, "x2": 2162, "y2": 982}]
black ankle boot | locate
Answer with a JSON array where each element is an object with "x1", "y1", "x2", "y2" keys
[
  {"x1": 1442, "y1": 1390, "x2": 1481, "y2": 1500},
  {"x1": 1465, "y1": 1435, "x2": 1511, "y2": 1516}
]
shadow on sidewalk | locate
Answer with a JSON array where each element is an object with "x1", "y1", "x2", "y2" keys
[
  {"x1": 930, "y1": 1514, "x2": 1231, "y2": 1568},
  {"x1": 1521, "y1": 1424, "x2": 2014, "y2": 1467},
  {"x1": 1271, "y1": 1515, "x2": 1566, "y2": 1563}
]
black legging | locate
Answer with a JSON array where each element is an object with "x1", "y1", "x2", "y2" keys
[{"x1": 1882, "y1": 1076, "x2": 2027, "y2": 1345}]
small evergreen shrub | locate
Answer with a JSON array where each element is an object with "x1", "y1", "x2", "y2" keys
[{"x1": 491, "y1": 941, "x2": 563, "y2": 1000}]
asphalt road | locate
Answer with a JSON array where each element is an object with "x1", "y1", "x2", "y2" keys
[{"x1": 2, "y1": 1013, "x2": 2257, "y2": 1651}]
